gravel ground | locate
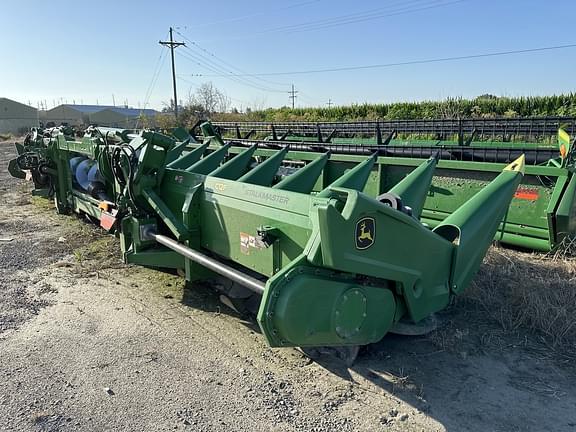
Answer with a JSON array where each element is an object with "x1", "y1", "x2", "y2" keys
[{"x1": 1, "y1": 139, "x2": 576, "y2": 432}]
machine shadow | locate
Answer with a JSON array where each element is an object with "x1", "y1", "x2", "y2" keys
[
  {"x1": 316, "y1": 307, "x2": 576, "y2": 431},
  {"x1": 180, "y1": 279, "x2": 262, "y2": 333},
  {"x1": 177, "y1": 279, "x2": 452, "y2": 428},
  {"x1": 176, "y1": 261, "x2": 575, "y2": 432},
  {"x1": 175, "y1": 279, "x2": 475, "y2": 431}
]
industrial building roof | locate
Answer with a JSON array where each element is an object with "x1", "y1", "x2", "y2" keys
[
  {"x1": 57, "y1": 104, "x2": 158, "y2": 116},
  {"x1": 58, "y1": 104, "x2": 115, "y2": 113},
  {"x1": 0, "y1": 98, "x2": 38, "y2": 110},
  {"x1": 104, "y1": 107, "x2": 158, "y2": 117}
]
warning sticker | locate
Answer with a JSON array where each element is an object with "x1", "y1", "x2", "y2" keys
[
  {"x1": 514, "y1": 188, "x2": 539, "y2": 201},
  {"x1": 240, "y1": 232, "x2": 265, "y2": 255},
  {"x1": 240, "y1": 232, "x2": 250, "y2": 255}
]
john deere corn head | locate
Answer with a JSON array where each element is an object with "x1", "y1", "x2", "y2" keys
[
  {"x1": 9, "y1": 122, "x2": 525, "y2": 363},
  {"x1": 215, "y1": 118, "x2": 576, "y2": 251}
]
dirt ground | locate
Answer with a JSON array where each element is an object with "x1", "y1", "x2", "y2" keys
[{"x1": 1, "y1": 139, "x2": 575, "y2": 432}]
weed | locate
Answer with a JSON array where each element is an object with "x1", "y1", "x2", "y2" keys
[
  {"x1": 463, "y1": 246, "x2": 576, "y2": 347},
  {"x1": 73, "y1": 250, "x2": 84, "y2": 264}
]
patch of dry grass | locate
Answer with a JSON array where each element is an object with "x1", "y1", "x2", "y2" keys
[{"x1": 462, "y1": 244, "x2": 576, "y2": 347}]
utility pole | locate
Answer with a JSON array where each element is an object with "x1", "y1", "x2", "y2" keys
[
  {"x1": 159, "y1": 27, "x2": 186, "y2": 120},
  {"x1": 288, "y1": 84, "x2": 298, "y2": 109},
  {"x1": 326, "y1": 99, "x2": 333, "y2": 108}
]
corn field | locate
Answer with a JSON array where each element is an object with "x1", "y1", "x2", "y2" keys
[{"x1": 214, "y1": 94, "x2": 576, "y2": 123}]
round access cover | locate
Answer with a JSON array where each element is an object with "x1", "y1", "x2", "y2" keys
[{"x1": 334, "y1": 288, "x2": 367, "y2": 340}]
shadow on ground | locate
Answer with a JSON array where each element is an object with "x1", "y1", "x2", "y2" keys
[{"x1": 178, "y1": 256, "x2": 576, "y2": 432}]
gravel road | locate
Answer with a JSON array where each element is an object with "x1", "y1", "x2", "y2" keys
[{"x1": 1, "y1": 139, "x2": 575, "y2": 432}]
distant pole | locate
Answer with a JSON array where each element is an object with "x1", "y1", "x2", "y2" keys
[
  {"x1": 326, "y1": 99, "x2": 333, "y2": 108},
  {"x1": 288, "y1": 84, "x2": 298, "y2": 109},
  {"x1": 160, "y1": 27, "x2": 186, "y2": 120},
  {"x1": 112, "y1": 94, "x2": 116, "y2": 106}
]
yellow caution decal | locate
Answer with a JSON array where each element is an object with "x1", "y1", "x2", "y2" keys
[
  {"x1": 559, "y1": 128, "x2": 570, "y2": 160},
  {"x1": 503, "y1": 154, "x2": 525, "y2": 174}
]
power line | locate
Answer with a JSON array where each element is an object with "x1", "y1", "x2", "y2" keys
[
  {"x1": 142, "y1": 45, "x2": 168, "y2": 110},
  {"x1": 174, "y1": 31, "x2": 292, "y2": 95},
  {"x1": 176, "y1": 76, "x2": 203, "y2": 98},
  {"x1": 178, "y1": 76, "x2": 263, "y2": 111},
  {"x1": 187, "y1": 1, "x2": 322, "y2": 29},
  {"x1": 192, "y1": 42, "x2": 576, "y2": 78},
  {"x1": 174, "y1": 29, "x2": 289, "y2": 88},
  {"x1": 137, "y1": 42, "x2": 169, "y2": 128},
  {"x1": 159, "y1": 27, "x2": 186, "y2": 119},
  {"x1": 176, "y1": 50, "x2": 286, "y2": 94},
  {"x1": 174, "y1": 38, "x2": 284, "y2": 93},
  {"x1": 298, "y1": 90, "x2": 322, "y2": 106},
  {"x1": 255, "y1": 0, "x2": 463, "y2": 35},
  {"x1": 177, "y1": 49, "x2": 283, "y2": 92},
  {"x1": 199, "y1": 0, "x2": 465, "y2": 41},
  {"x1": 327, "y1": 99, "x2": 333, "y2": 108}
]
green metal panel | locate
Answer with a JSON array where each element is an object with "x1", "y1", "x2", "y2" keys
[
  {"x1": 165, "y1": 138, "x2": 191, "y2": 165},
  {"x1": 200, "y1": 179, "x2": 313, "y2": 276},
  {"x1": 126, "y1": 249, "x2": 185, "y2": 269},
  {"x1": 237, "y1": 147, "x2": 288, "y2": 186},
  {"x1": 210, "y1": 145, "x2": 257, "y2": 180},
  {"x1": 388, "y1": 155, "x2": 438, "y2": 218},
  {"x1": 555, "y1": 174, "x2": 576, "y2": 241},
  {"x1": 434, "y1": 159, "x2": 524, "y2": 294},
  {"x1": 258, "y1": 265, "x2": 397, "y2": 347},
  {"x1": 422, "y1": 169, "x2": 554, "y2": 230},
  {"x1": 186, "y1": 143, "x2": 231, "y2": 174},
  {"x1": 318, "y1": 155, "x2": 377, "y2": 197},
  {"x1": 167, "y1": 142, "x2": 208, "y2": 169},
  {"x1": 273, "y1": 152, "x2": 330, "y2": 194}
]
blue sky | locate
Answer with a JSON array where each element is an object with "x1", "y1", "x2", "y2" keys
[{"x1": 2, "y1": 0, "x2": 576, "y2": 111}]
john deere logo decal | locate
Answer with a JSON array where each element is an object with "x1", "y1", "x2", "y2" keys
[{"x1": 355, "y1": 217, "x2": 375, "y2": 250}]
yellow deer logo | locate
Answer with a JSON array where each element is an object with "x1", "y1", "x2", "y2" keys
[
  {"x1": 358, "y1": 222, "x2": 373, "y2": 242},
  {"x1": 355, "y1": 217, "x2": 375, "y2": 250}
]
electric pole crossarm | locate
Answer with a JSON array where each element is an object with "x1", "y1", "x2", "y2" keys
[
  {"x1": 159, "y1": 27, "x2": 186, "y2": 120},
  {"x1": 288, "y1": 84, "x2": 298, "y2": 109}
]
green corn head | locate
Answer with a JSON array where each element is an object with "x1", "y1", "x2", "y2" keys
[{"x1": 8, "y1": 123, "x2": 525, "y2": 356}]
